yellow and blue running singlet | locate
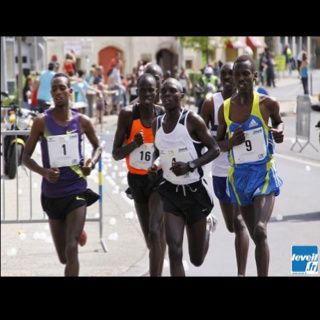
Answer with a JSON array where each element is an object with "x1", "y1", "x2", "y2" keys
[{"x1": 224, "y1": 92, "x2": 283, "y2": 206}]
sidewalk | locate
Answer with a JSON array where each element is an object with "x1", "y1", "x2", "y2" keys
[{"x1": 1, "y1": 115, "x2": 148, "y2": 277}]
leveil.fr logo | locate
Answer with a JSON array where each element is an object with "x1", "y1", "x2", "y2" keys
[{"x1": 291, "y1": 246, "x2": 319, "y2": 275}]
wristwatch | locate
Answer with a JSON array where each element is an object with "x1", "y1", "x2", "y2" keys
[{"x1": 187, "y1": 161, "x2": 196, "y2": 172}]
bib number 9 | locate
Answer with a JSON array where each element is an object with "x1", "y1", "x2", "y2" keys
[{"x1": 245, "y1": 140, "x2": 252, "y2": 151}]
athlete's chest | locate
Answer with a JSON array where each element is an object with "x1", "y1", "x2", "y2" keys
[{"x1": 229, "y1": 103, "x2": 252, "y2": 124}]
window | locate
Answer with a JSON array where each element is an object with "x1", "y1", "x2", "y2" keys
[{"x1": 185, "y1": 60, "x2": 193, "y2": 69}]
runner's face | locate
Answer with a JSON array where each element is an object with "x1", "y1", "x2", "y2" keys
[
  {"x1": 160, "y1": 80, "x2": 183, "y2": 111},
  {"x1": 144, "y1": 66, "x2": 163, "y2": 93},
  {"x1": 220, "y1": 65, "x2": 233, "y2": 91},
  {"x1": 51, "y1": 77, "x2": 71, "y2": 107},
  {"x1": 138, "y1": 78, "x2": 157, "y2": 105},
  {"x1": 233, "y1": 61, "x2": 255, "y2": 94}
]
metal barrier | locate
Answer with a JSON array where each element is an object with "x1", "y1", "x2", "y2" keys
[
  {"x1": 1, "y1": 130, "x2": 107, "y2": 252},
  {"x1": 290, "y1": 95, "x2": 319, "y2": 152}
]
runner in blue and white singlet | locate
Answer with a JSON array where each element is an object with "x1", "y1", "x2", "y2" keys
[
  {"x1": 216, "y1": 55, "x2": 284, "y2": 276},
  {"x1": 201, "y1": 62, "x2": 249, "y2": 276}
]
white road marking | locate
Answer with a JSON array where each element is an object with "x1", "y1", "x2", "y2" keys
[{"x1": 274, "y1": 153, "x2": 320, "y2": 168}]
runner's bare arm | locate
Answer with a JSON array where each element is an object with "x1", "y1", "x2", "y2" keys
[
  {"x1": 22, "y1": 116, "x2": 60, "y2": 182},
  {"x1": 267, "y1": 98, "x2": 284, "y2": 143},
  {"x1": 149, "y1": 118, "x2": 160, "y2": 171},
  {"x1": 200, "y1": 97, "x2": 213, "y2": 128},
  {"x1": 112, "y1": 109, "x2": 142, "y2": 160},
  {"x1": 80, "y1": 115, "x2": 102, "y2": 170},
  {"x1": 216, "y1": 105, "x2": 245, "y2": 151},
  {"x1": 188, "y1": 111, "x2": 220, "y2": 168}
]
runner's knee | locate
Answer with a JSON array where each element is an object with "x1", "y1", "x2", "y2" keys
[
  {"x1": 57, "y1": 253, "x2": 67, "y2": 264},
  {"x1": 65, "y1": 241, "x2": 78, "y2": 262},
  {"x1": 253, "y1": 222, "x2": 267, "y2": 243},
  {"x1": 168, "y1": 241, "x2": 183, "y2": 263},
  {"x1": 225, "y1": 219, "x2": 235, "y2": 233},
  {"x1": 148, "y1": 228, "x2": 160, "y2": 245},
  {"x1": 190, "y1": 254, "x2": 205, "y2": 267},
  {"x1": 233, "y1": 216, "x2": 246, "y2": 234}
]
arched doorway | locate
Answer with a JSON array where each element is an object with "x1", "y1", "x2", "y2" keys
[
  {"x1": 98, "y1": 46, "x2": 124, "y2": 84},
  {"x1": 156, "y1": 49, "x2": 177, "y2": 75}
]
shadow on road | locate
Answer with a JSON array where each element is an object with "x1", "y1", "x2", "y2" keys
[{"x1": 270, "y1": 211, "x2": 320, "y2": 223}]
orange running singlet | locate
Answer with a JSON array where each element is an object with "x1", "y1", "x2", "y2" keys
[{"x1": 125, "y1": 105, "x2": 155, "y2": 175}]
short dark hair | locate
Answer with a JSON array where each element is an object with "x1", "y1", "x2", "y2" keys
[
  {"x1": 51, "y1": 73, "x2": 71, "y2": 87},
  {"x1": 48, "y1": 62, "x2": 55, "y2": 71},
  {"x1": 137, "y1": 73, "x2": 156, "y2": 87},
  {"x1": 234, "y1": 55, "x2": 256, "y2": 72}
]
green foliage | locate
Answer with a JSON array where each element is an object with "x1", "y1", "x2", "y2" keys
[
  {"x1": 179, "y1": 37, "x2": 215, "y2": 66},
  {"x1": 188, "y1": 71, "x2": 202, "y2": 96},
  {"x1": 1, "y1": 95, "x2": 17, "y2": 107},
  {"x1": 179, "y1": 37, "x2": 210, "y2": 51}
]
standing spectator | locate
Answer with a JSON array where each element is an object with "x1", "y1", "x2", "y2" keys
[
  {"x1": 259, "y1": 52, "x2": 267, "y2": 86},
  {"x1": 127, "y1": 67, "x2": 138, "y2": 103},
  {"x1": 85, "y1": 68, "x2": 97, "y2": 118},
  {"x1": 283, "y1": 45, "x2": 293, "y2": 74},
  {"x1": 300, "y1": 52, "x2": 309, "y2": 94},
  {"x1": 63, "y1": 52, "x2": 76, "y2": 76},
  {"x1": 71, "y1": 70, "x2": 90, "y2": 103},
  {"x1": 297, "y1": 47, "x2": 307, "y2": 75},
  {"x1": 137, "y1": 60, "x2": 145, "y2": 77},
  {"x1": 108, "y1": 61, "x2": 125, "y2": 114},
  {"x1": 93, "y1": 65, "x2": 105, "y2": 85},
  {"x1": 266, "y1": 51, "x2": 276, "y2": 88},
  {"x1": 22, "y1": 76, "x2": 33, "y2": 109},
  {"x1": 37, "y1": 62, "x2": 56, "y2": 113},
  {"x1": 178, "y1": 67, "x2": 191, "y2": 107},
  {"x1": 95, "y1": 83, "x2": 105, "y2": 124},
  {"x1": 51, "y1": 55, "x2": 60, "y2": 72}
]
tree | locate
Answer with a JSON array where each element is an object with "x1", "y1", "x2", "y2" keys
[{"x1": 179, "y1": 37, "x2": 215, "y2": 66}]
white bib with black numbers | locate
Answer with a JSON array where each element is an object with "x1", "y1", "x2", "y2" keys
[
  {"x1": 129, "y1": 143, "x2": 154, "y2": 170},
  {"x1": 47, "y1": 133, "x2": 80, "y2": 168},
  {"x1": 160, "y1": 146, "x2": 193, "y2": 185},
  {"x1": 232, "y1": 127, "x2": 267, "y2": 164}
]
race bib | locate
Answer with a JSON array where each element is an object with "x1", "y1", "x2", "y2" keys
[
  {"x1": 129, "y1": 143, "x2": 154, "y2": 170},
  {"x1": 160, "y1": 147, "x2": 193, "y2": 184},
  {"x1": 232, "y1": 127, "x2": 267, "y2": 164},
  {"x1": 47, "y1": 133, "x2": 80, "y2": 168}
]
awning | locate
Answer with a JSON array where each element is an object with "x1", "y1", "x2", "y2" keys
[
  {"x1": 246, "y1": 36, "x2": 266, "y2": 49},
  {"x1": 226, "y1": 39, "x2": 246, "y2": 49}
]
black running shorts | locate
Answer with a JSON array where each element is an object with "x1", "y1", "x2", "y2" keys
[
  {"x1": 41, "y1": 188, "x2": 100, "y2": 220},
  {"x1": 127, "y1": 170, "x2": 163, "y2": 203},
  {"x1": 158, "y1": 179, "x2": 213, "y2": 225}
]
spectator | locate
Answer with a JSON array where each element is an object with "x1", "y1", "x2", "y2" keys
[
  {"x1": 300, "y1": 52, "x2": 309, "y2": 94},
  {"x1": 22, "y1": 76, "x2": 33, "y2": 109},
  {"x1": 37, "y1": 62, "x2": 56, "y2": 113}
]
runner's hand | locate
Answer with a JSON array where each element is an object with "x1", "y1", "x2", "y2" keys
[
  {"x1": 170, "y1": 161, "x2": 189, "y2": 176},
  {"x1": 270, "y1": 128, "x2": 284, "y2": 143},
  {"x1": 133, "y1": 131, "x2": 144, "y2": 147},
  {"x1": 81, "y1": 159, "x2": 94, "y2": 176},
  {"x1": 230, "y1": 126, "x2": 245, "y2": 146},
  {"x1": 148, "y1": 164, "x2": 159, "y2": 174},
  {"x1": 44, "y1": 167, "x2": 60, "y2": 183}
]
